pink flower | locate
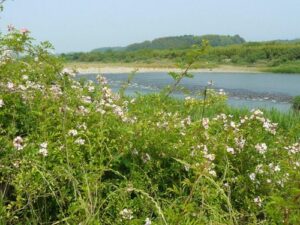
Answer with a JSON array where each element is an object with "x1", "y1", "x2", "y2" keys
[{"x1": 20, "y1": 28, "x2": 29, "y2": 35}]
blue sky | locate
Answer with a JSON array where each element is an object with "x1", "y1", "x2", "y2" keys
[{"x1": 1, "y1": 0, "x2": 299, "y2": 53}]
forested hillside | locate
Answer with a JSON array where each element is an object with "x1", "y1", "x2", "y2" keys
[{"x1": 125, "y1": 34, "x2": 245, "y2": 51}]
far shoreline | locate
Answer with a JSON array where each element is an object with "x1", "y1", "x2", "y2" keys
[{"x1": 65, "y1": 63, "x2": 262, "y2": 75}]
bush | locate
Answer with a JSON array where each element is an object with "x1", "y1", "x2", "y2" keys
[{"x1": 1, "y1": 26, "x2": 300, "y2": 224}]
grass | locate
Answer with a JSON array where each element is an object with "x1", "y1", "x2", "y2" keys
[{"x1": 263, "y1": 61, "x2": 300, "y2": 74}]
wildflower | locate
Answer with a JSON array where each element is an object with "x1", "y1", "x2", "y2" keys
[
  {"x1": 205, "y1": 153, "x2": 215, "y2": 161},
  {"x1": 18, "y1": 84, "x2": 27, "y2": 91},
  {"x1": 249, "y1": 173, "x2": 256, "y2": 181},
  {"x1": 255, "y1": 143, "x2": 268, "y2": 154},
  {"x1": 81, "y1": 96, "x2": 92, "y2": 104},
  {"x1": 202, "y1": 118, "x2": 209, "y2": 130},
  {"x1": 7, "y1": 82, "x2": 14, "y2": 90},
  {"x1": 77, "y1": 123, "x2": 87, "y2": 130},
  {"x1": 235, "y1": 137, "x2": 246, "y2": 149},
  {"x1": 20, "y1": 28, "x2": 29, "y2": 34},
  {"x1": 255, "y1": 164, "x2": 264, "y2": 174},
  {"x1": 145, "y1": 218, "x2": 152, "y2": 225},
  {"x1": 39, "y1": 142, "x2": 48, "y2": 157},
  {"x1": 141, "y1": 153, "x2": 151, "y2": 163},
  {"x1": 78, "y1": 105, "x2": 90, "y2": 115},
  {"x1": 50, "y1": 85, "x2": 63, "y2": 96},
  {"x1": 61, "y1": 68, "x2": 76, "y2": 77},
  {"x1": 12, "y1": 161, "x2": 20, "y2": 168},
  {"x1": 68, "y1": 129, "x2": 78, "y2": 137},
  {"x1": 226, "y1": 147, "x2": 235, "y2": 155},
  {"x1": 96, "y1": 75, "x2": 108, "y2": 85},
  {"x1": 263, "y1": 120, "x2": 277, "y2": 134},
  {"x1": 88, "y1": 85, "x2": 95, "y2": 93},
  {"x1": 0, "y1": 99, "x2": 4, "y2": 108},
  {"x1": 8, "y1": 24, "x2": 15, "y2": 31},
  {"x1": 75, "y1": 138, "x2": 85, "y2": 145},
  {"x1": 284, "y1": 143, "x2": 300, "y2": 155},
  {"x1": 274, "y1": 165, "x2": 281, "y2": 172},
  {"x1": 119, "y1": 208, "x2": 133, "y2": 220},
  {"x1": 251, "y1": 109, "x2": 264, "y2": 116},
  {"x1": 20, "y1": 74, "x2": 29, "y2": 81},
  {"x1": 254, "y1": 196, "x2": 262, "y2": 207},
  {"x1": 209, "y1": 169, "x2": 217, "y2": 177},
  {"x1": 13, "y1": 136, "x2": 25, "y2": 150}
]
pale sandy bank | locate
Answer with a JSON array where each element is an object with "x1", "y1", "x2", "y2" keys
[{"x1": 66, "y1": 65, "x2": 260, "y2": 75}]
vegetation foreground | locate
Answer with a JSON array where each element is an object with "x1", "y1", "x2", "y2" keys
[{"x1": 1, "y1": 28, "x2": 300, "y2": 225}]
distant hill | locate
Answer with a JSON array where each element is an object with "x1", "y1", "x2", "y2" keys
[
  {"x1": 92, "y1": 47, "x2": 125, "y2": 52},
  {"x1": 92, "y1": 34, "x2": 246, "y2": 52},
  {"x1": 126, "y1": 34, "x2": 245, "y2": 51}
]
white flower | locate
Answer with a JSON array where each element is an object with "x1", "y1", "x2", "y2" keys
[
  {"x1": 0, "y1": 99, "x2": 4, "y2": 108},
  {"x1": 77, "y1": 123, "x2": 87, "y2": 130},
  {"x1": 226, "y1": 147, "x2": 235, "y2": 154},
  {"x1": 61, "y1": 68, "x2": 76, "y2": 77},
  {"x1": 81, "y1": 96, "x2": 92, "y2": 104},
  {"x1": 205, "y1": 153, "x2": 215, "y2": 161},
  {"x1": 255, "y1": 143, "x2": 267, "y2": 154},
  {"x1": 13, "y1": 136, "x2": 25, "y2": 150},
  {"x1": 88, "y1": 85, "x2": 95, "y2": 93},
  {"x1": 230, "y1": 121, "x2": 236, "y2": 128},
  {"x1": 251, "y1": 109, "x2": 264, "y2": 116},
  {"x1": 75, "y1": 138, "x2": 85, "y2": 145},
  {"x1": 235, "y1": 137, "x2": 246, "y2": 149},
  {"x1": 249, "y1": 173, "x2": 256, "y2": 181},
  {"x1": 274, "y1": 165, "x2": 281, "y2": 172},
  {"x1": 40, "y1": 142, "x2": 48, "y2": 149},
  {"x1": 209, "y1": 169, "x2": 217, "y2": 177},
  {"x1": 22, "y1": 75, "x2": 29, "y2": 80},
  {"x1": 68, "y1": 129, "x2": 78, "y2": 137},
  {"x1": 145, "y1": 217, "x2": 152, "y2": 225},
  {"x1": 119, "y1": 208, "x2": 133, "y2": 220},
  {"x1": 141, "y1": 153, "x2": 151, "y2": 163},
  {"x1": 202, "y1": 118, "x2": 209, "y2": 130},
  {"x1": 78, "y1": 105, "x2": 90, "y2": 115},
  {"x1": 7, "y1": 82, "x2": 14, "y2": 90},
  {"x1": 254, "y1": 196, "x2": 262, "y2": 207},
  {"x1": 39, "y1": 142, "x2": 48, "y2": 157},
  {"x1": 96, "y1": 75, "x2": 108, "y2": 85}
]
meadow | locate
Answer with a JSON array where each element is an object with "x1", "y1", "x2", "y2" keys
[{"x1": 1, "y1": 27, "x2": 300, "y2": 225}]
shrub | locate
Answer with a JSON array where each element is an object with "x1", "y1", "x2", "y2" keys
[{"x1": 0, "y1": 26, "x2": 300, "y2": 224}]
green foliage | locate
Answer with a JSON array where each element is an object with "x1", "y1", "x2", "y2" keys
[
  {"x1": 1, "y1": 27, "x2": 300, "y2": 225},
  {"x1": 292, "y1": 96, "x2": 300, "y2": 111},
  {"x1": 125, "y1": 34, "x2": 244, "y2": 51},
  {"x1": 62, "y1": 41, "x2": 300, "y2": 73}
]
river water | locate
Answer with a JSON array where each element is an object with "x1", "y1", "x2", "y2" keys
[{"x1": 78, "y1": 72, "x2": 300, "y2": 112}]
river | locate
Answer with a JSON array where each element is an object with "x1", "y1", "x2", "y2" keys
[{"x1": 78, "y1": 72, "x2": 300, "y2": 112}]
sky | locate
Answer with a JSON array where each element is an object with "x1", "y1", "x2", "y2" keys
[{"x1": 1, "y1": 0, "x2": 300, "y2": 53}]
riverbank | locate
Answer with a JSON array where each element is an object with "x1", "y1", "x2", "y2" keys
[{"x1": 65, "y1": 62, "x2": 261, "y2": 74}]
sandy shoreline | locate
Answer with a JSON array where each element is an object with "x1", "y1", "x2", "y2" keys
[{"x1": 67, "y1": 65, "x2": 260, "y2": 75}]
